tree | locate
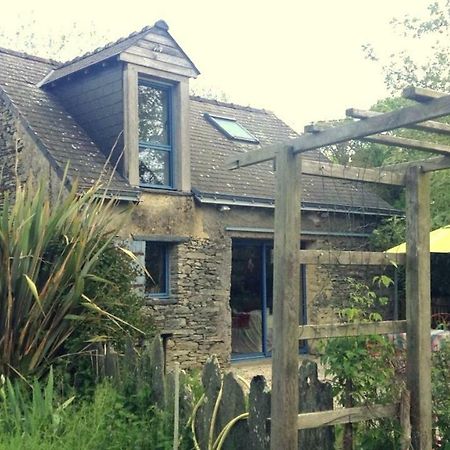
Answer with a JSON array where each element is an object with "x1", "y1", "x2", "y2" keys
[
  {"x1": 363, "y1": 0, "x2": 450, "y2": 94},
  {"x1": 351, "y1": 1, "x2": 450, "y2": 228},
  {"x1": 0, "y1": 12, "x2": 112, "y2": 61}
]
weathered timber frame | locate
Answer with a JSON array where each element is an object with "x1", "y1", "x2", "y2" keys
[{"x1": 226, "y1": 86, "x2": 450, "y2": 450}]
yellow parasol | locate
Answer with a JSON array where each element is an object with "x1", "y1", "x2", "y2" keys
[{"x1": 386, "y1": 225, "x2": 450, "y2": 253}]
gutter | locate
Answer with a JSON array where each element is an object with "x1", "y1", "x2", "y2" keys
[
  {"x1": 192, "y1": 190, "x2": 403, "y2": 218},
  {"x1": 225, "y1": 226, "x2": 372, "y2": 238}
]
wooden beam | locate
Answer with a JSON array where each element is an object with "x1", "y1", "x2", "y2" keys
[
  {"x1": 226, "y1": 94, "x2": 450, "y2": 169},
  {"x1": 298, "y1": 320, "x2": 407, "y2": 340},
  {"x1": 123, "y1": 64, "x2": 139, "y2": 186},
  {"x1": 271, "y1": 148, "x2": 302, "y2": 450},
  {"x1": 301, "y1": 158, "x2": 405, "y2": 186},
  {"x1": 296, "y1": 404, "x2": 399, "y2": 430},
  {"x1": 361, "y1": 134, "x2": 450, "y2": 156},
  {"x1": 346, "y1": 108, "x2": 450, "y2": 135},
  {"x1": 307, "y1": 121, "x2": 450, "y2": 158},
  {"x1": 298, "y1": 249, "x2": 405, "y2": 266},
  {"x1": 226, "y1": 143, "x2": 288, "y2": 170},
  {"x1": 403, "y1": 86, "x2": 447, "y2": 102},
  {"x1": 405, "y1": 165, "x2": 432, "y2": 450},
  {"x1": 384, "y1": 155, "x2": 450, "y2": 174}
]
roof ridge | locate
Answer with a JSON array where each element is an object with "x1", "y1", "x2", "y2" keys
[
  {"x1": 56, "y1": 24, "x2": 155, "y2": 69},
  {"x1": 190, "y1": 95, "x2": 271, "y2": 114},
  {"x1": 0, "y1": 46, "x2": 60, "y2": 66}
]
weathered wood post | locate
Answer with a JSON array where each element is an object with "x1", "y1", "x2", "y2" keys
[
  {"x1": 173, "y1": 361, "x2": 180, "y2": 450},
  {"x1": 271, "y1": 146, "x2": 302, "y2": 450},
  {"x1": 405, "y1": 165, "x2": 432, "y2": 450}
]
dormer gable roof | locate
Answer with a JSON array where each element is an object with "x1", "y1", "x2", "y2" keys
[
  {"x1": 0, "y1": 46, "x2": 139, "y2": 200},
  {"x1": 39, "y1": 20, "x2": 199, "y2": 87}
]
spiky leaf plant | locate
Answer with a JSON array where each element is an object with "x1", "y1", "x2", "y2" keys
[{"x1": 0, "y1": 174, "x2": 138, "y2": 378}]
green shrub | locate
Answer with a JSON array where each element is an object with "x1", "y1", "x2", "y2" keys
[
  {"x1": 320, "y1": 276, "x2": 403, "y2": 449},
  {"x1": 0, "y1": 373, "x2": 174, "y2": 450},
  {"x1": 433, "y1": 340, "x2": 450, "y2": 447},
  {"x1": 0, "y1": 174, "x2": 151, "y2": 379}
]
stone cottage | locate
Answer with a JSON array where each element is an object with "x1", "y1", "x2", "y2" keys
[{"x1": 0, "y1": 21, "x2": 399, "y2": 368}]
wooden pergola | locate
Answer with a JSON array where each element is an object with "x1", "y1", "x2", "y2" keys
[{"x1": 226, "y1": 87, "x2": 450, "y2": 450}]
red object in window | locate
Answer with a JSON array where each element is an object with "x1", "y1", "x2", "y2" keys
[{"x1": 232, "y1": 313, "x2": 250, "y2": 328}]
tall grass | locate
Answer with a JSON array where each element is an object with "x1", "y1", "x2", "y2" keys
[
  {"x1": 0, "y1": 373, "x2": 172, "y2": 450},
  {"x1": 0, "y1": 174, "x2": 131, "y2": 378}
]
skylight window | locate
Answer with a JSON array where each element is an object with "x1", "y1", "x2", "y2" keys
[{"x1": 205, "y1": 113, "x2": 259, "y2": 143}]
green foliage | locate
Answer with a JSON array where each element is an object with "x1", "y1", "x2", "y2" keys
[
  {"x1": 0, "y1": 355, "x2": 204, "y2": 449},
  {"x1": 57, "y1": 243, "x2": 154, "y2": 395},
  {"x1": 320, "y1": 277, "x2": 403, "y2": 449},
  {"x1": 0, "y1": 11, "x2": 113, "y2": 61},
  {"x1": 0, "y1": 175, "x2": 148, "y2": 379},
  {"x1": 432, "y1": 340, "x2": 450, "y2": 446},
  {"x1": 370, "y1": 216, "x2": 406, "y2": 251},
  {"x1": 0, "y1": 368, "x2": 74, "y2": 440},
  {"x1": 366, "y1": 0, "x2": 450, "y2": 93},
  {"x1": 0, "y1": 374, "x2": 173, "y2": 450},
  {"x1": 355, "y1": 1, "x2": 450, "y2": 230}
]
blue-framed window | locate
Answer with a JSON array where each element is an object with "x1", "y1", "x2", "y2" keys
[
  {"x1": 138, "y1": 80, "x2": 173, "y2": 188},
  {"x1": 145, "y1": 241, "x2": 169, "y2": 297}
]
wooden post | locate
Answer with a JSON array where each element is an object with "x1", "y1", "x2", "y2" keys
[
  {"x1": 271, "y1": 146, "x2": 302, "y2": 450},
  {"x1": 405, "y1": 165, "x2": 432, "y2": 450},
  {"x1": 173, "y1": 362, "x2": 180, "y2": 450},
  {"x1": 400, "y1": 390, "x2": 412, "y2": 450}
]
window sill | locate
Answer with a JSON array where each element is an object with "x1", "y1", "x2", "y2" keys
[
  {"x1": 139, "y1": 187, "x2": 192, "y2": 197},
  {"x1": 145, "y1": 296, "x2": 178, "y2": 306}
]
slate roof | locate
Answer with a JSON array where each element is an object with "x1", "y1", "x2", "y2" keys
[
  {"x1": 40, "y1": 21, "x2": 199, "y2": 86},
  {"x1": 189, "y1": 97, "x2": 398, "y2": 215},
  {"x1": 0, "y1": 47, "x2": 139, "y2": 199},
  {"x1": 0, "y1": 44, "x2": 398, "y2": 215}
]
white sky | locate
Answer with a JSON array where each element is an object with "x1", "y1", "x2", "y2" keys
[{"x1": 1, "y1": 0, "x2": 435, "y2": 132}]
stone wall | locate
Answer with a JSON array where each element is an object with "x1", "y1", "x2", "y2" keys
[
  {"x1": 305, "y1": 234, "x2": 395, "y2": 328},
  {"x1": 135, "y1": 237, "x2": 232, "y2": 370},
  {"x1": 124, "y1": 193, "x2": 388, "y2": 368}
]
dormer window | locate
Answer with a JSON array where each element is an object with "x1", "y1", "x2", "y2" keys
[
  {"x1": 205, "y1": 113, "x2": 259, "y2": 143},
  {"x1": 138, "y1": 80, "x2": 173, "y2": 187}
]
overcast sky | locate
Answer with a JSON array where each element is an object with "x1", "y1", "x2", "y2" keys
[{"x1": 1, "y1": 0, "x2": 435, "y2": 132}]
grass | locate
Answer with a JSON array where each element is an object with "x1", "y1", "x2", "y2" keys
[{"x1": 0, "y1": 374, "x2": 173, "y2": 450}]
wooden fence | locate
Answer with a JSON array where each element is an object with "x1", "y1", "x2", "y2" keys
[{"x1": 92, "y1": 336, "x2": 336, "y2": 449}]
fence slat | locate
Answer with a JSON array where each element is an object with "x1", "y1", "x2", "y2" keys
[
  {"x1": 298, "y1": 320, "x2": 407, "y2": 340},
  {"x1": 298, "y1": 360, "x2": 334, "y2": 449},
  {"x1": 248, "y1": 376, "x2": 271, "y2": 450},
  {"x1": 298, "y1": 249, "x2": 405, "y2": 266},
  {"x1": 296, "y1": 403, "x2": 399, "y2": 430}
]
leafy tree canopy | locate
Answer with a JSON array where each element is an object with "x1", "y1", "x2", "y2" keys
[
  {"x1": 363, "y1": 0, "x2": 450, "y2": 93},
  {"x1": 339, "y1": 1, "x2": 450, "y2": 229}
]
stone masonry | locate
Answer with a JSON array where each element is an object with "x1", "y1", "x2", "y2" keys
[{"x1": 133, "y1": 236, "x2": 232, "y2": 370}]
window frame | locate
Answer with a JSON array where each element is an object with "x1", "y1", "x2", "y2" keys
[
  {"x1": 204, "y1": 113, "x2": 259, "y2": 143},
  {"x1": 138, "y1": 78, "x2": 175, "y2": 189},
  {"x1": 144, "y1": 241, "x2": 170, "y2": 298}
]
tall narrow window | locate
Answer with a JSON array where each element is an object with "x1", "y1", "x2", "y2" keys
[
  {"x1": 138, "y1": 81, "x2": 173, "y2": 187},
  {"x1": 145, "y1": 241, "x2": 169, "y2": 296}
]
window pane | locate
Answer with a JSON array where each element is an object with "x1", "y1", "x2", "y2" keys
[
  {"x1": 138, "y1": 84, "x2": 170, "y2": 146},
  {"x1": 139, "y1": 148, "x2": 170, "y2": 186},
  {"x1": 145, "y1": 242, "x2": 167, "y2": 295},
  {"x1": 208, "y1": 115, "x2": 258, "y2": 142}
]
